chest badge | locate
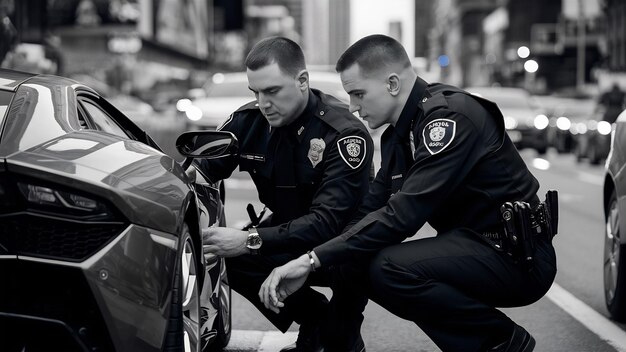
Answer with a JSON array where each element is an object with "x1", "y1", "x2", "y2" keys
[
  {"x1": 308, "y1": 138, "x2": 326, "y2": 167},
  {"x1": 337, "y1": 135, "x2": 366, "y2": 169},
  {"x1": 422, "y1": 118, "x2": 456, "y2": 155}
]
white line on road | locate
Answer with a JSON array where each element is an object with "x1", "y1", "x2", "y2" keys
[
  {"x1": 225, "y1": 330, "x2": 296, "y2": 351},
  {"x1": 546, "y1": 283, "x2": 626, "y2": 352}
]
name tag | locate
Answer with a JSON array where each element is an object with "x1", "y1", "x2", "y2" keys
[
  {"x1": 391, "y1": 174, "x2": 403, "y2": 180},
  {"x1": 240, "y1": 154, "x2": 265, "y2": 162}
]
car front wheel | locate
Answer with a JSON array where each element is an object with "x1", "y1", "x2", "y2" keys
[
  {"x1": 605, "y1": 191, "x2": 626, "y2": 321},
  {"x1": 165, "y1": 224, "x2": 202, "y2": 351}
]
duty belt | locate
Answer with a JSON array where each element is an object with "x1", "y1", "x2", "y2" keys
[{"x1": 482, "y1": 190, "x2": 559, "y2": 271}]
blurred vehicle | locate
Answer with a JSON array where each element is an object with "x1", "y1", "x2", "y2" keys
[
  {"x1": 572, "y1": 106, "x2": 614, "y2": 165},
  {"x1": 0, "y1": 68, "x2": 233, "y2": 351},
  {"x1": 535, "y1": 96, "x2": 595, "y2": 154},
  {"x1": 603, "y1": 109, "x2": 626, "y2": 322},
  {"x1": 465, "y1": 86, "x2": 549, "y2": 154},
  {"x1": 178, "y1": 71, "x2": 349, "y2": 130}
]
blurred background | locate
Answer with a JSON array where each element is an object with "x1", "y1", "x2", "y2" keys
[
  {"x1": 5, "y1": 1, "x2": 626, "y2": 349},
  {"x1": 0, "y1": 0, "x2": 622, "y2": 163}
]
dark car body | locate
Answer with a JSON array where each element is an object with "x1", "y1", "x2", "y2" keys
[
  {"x1": 465, "y1": 86, "x2": 549, "y2": 154},
  {"x1": 0, "y1": 69, "x2": 232, "y2": 351},
  {"x1": 603, "y1": 109, "x2": 626, "y2": 322}
]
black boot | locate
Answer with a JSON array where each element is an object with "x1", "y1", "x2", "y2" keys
[
  {"x1": 488, "y1": 324, "x2": 535, "y2": 352},
  {"x1": 279, "y1": 321, "x2": 324, "y2": 352}
]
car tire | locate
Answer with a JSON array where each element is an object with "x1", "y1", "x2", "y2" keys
[
  {"x1": 208, "y1": 258, "x2": 232, "y2": 351},
  {"x1": 164, "y1": 223, "x2": 202, "y2": 351},
  {"x1": 604, "y1": 191, "x2": 626, "y2": 321}
]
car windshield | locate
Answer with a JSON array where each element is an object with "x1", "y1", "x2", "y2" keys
[
  {"x1": 206, "y1": 80, "x2": 253, "y2": 98},
  {"x1": 0, "y1": 90, "x2": 12, "y2": 129}
]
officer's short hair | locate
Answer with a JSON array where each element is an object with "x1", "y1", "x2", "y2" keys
[
  {"x1": 245, "y1": 36, "x2": 306, "y2": 78},
  {"x1": 336, "y1": 34, "x2": 411, "y2": 77}
]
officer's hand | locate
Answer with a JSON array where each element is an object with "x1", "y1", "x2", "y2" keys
[
  {"x1": 259, "y1": 254, "x2": 311, "y2": 314},
  {"x1": 201, "y1": 227, "x2": 247, "y2": 257}
]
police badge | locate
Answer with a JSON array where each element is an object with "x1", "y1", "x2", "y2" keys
[
  {"x1": 308, "y1": 138, "x2": 326, "y2": 167},
  {"x1": 337, "y1": 136, "x2": 366, "y2": 169},
  {"x1": 422, "y1": 118, "x2": 456, "y2": 155}
]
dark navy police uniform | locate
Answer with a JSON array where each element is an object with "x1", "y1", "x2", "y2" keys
[
  {"x1": 200, "y1": 88, "x2": 373, "y2": 331},
  {"x1": 315, "y1": 78, "x2": 557, "y2": 351}
]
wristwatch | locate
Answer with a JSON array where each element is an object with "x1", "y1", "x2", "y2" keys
[{"x1": 246, "y1": 227, "x2": 263, "y2": 255}]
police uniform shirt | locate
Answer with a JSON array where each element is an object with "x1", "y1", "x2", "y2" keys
[
  {"x1": 200, "y1": 89, "x2": 373, "y2": 255},
  {"x1": 314, "y1": 77, "x2": 540, "y2": 266}
]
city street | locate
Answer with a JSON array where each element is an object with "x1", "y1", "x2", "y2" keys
[{"x1": 221, "y1": 148, "x2": 626, "y2": 351}]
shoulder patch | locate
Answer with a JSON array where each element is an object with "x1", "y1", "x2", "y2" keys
[
  {"x1": 337, "y1": 135, "x2": 366, "y2": 169},
  {"x1": 422, "y1": 118, "x2": 456, "y2": 155}
]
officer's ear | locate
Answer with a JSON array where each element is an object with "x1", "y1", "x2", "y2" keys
[
  {"x1": 296, "y1": 70, "x2": 309, "y2": 91},
  {"x1": 386, "y1": 74, "x2": 400, "y2": 96}
]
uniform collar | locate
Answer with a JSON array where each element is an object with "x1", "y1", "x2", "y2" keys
[
  {"x1": 281, "y1": 89, "x2": 319, "y2": 143},
  {"x1": 393, "y1": 76, "x2": 429, "y2": 140}
]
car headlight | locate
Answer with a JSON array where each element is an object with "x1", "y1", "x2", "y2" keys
[
  {"x1": 534, "y1": 114, "x2": 549, "y2": 130},
  {"x1": 176, "y1": 98, "x2": 192, "y2": 112},
  {"x1": 555, "y1": 116, "x2": 571, "y2": 131},
  {"x1": 504, "y1": 116, "x2": 518, "y2": 130},
  {"x1": 598, "y1": 121, "x2": 612, "y2": 135},
  {"x1": 185, "y1": 105, "x2": 203, "y2": 121},
  {"x1": 17, "y1": 181, "x2": 118, "y2": 221}
]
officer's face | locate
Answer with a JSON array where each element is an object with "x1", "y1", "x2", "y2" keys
[
  {"x1": 247, "y1": 63, "x2": 309, "y2": 128},
  {"x1": 340, "y1": 64, "x2": 396, "y2": 130}
]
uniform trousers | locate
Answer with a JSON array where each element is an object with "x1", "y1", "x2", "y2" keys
[
  {"x1": 365, "y1": 228, "x2": 557, "y2": 352},
  {"x1": 226, "y1": 253, "x2": 331, "y2": 333}
]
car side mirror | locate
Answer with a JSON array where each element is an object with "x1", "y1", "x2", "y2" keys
[{"x1": 176, "y1": 130, "x2": 238, "y2": 169}]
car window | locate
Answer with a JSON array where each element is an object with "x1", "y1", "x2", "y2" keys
[{"x1": 79, "y1": 100, "x2": 131, "y2": 139}]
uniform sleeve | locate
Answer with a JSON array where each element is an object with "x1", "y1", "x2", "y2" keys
[
  {"x1": 257, "y1": 127, "x2": 374, "y2": 255},
  {"x1": 340, "y1": 166, "x2": 390, "y2": 233},
  {"x1": 314, "y1": 109, "x2": 486, "y2": 266},
  {"x1": 197, "y1": 113, "x2": 240, "y2": 182}
]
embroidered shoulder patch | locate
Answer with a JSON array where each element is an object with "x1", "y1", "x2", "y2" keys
[
  {"x1": 337, "y1": 136, "x2": 366, "y2": 169},
  {"x1": 422, "y1": 118, "x2": 456, "y2": 155}
]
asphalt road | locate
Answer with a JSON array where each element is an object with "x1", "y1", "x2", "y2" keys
[{"x1": 219, "y1": 148, "x2": 625, "y2": 351}]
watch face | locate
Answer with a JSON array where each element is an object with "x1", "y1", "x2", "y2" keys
[{"x1": 247, "y1": 233, "x2": 262, "y2": 250}]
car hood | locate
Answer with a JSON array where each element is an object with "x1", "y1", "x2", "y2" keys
[
  {"x1": 192, "y1": 97, "x2": 255, "y2": 118},
  {"x1": 4, "y1": 131, "x2": 190, "y2": 233}
]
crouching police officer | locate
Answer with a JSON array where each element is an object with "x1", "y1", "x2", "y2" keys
[
  {"x1": 199, "y1": 36, "x2": 373, "y2": 352},
  {"x1": 260, "y1": 34, "x2": 557, "y2": 352}
]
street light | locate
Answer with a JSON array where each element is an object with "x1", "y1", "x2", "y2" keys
[
  {"x1": 524, "y1": 60, "x2": 539, "y2": 73},
  {"x1": 517, "y1": 46, "x2": 530, "y2": 59}
]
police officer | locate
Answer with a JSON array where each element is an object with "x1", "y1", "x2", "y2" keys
[
  {"x1": 260, "y1": 34, "x2": 557, "y2": 352},
  {"x1": 200, "y1": 36, "x2": 373, "y2": 352}
]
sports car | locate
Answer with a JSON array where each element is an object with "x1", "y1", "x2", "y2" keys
[{"x1": 0, "y1": 68, "x2": 234, "y2": 351}]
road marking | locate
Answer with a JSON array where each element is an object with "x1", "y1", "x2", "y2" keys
[
  {"x1": 225, "y1": 330, "x2": 296, "y2": 351},
  {"x1": 225, "y1": 179, "x2": 257, "y2": 190},
  {"x1": 546, "y1": 283, "x2": 626, "y2": 352},
  {"x1": 578, "y1": 171, "x2": 604, "y2": 186}
]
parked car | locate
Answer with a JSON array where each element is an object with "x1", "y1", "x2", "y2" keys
[
  {"x1": 465, "y1": 86, "x2": 549, "y2": 154},
  {"x1": 573, "y1": 106, "x2": 614, "y2": 165},
  {"x1": 534, "y1": 95, "x2": 595, "y2": 154},
  {"x1": 0, "y1": 68, "x2": 233, "y2": 352},
  {"x1": 178, "y1": 71, "x2": 350, "y2": 130},
  {"x1": 603, "y1": 109, "x2": 626, "y2": 322}
]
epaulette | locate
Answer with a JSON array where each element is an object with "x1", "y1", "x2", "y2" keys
[
  {"x1": 315, "y1": 90, "x2": 363, "y2": 133},
  {"x1": 420, "y1": 91, "x2": 449, "y2": 117},
  {"x1": 234, "y1": 100, "x2": 260, "y2": 113}
]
